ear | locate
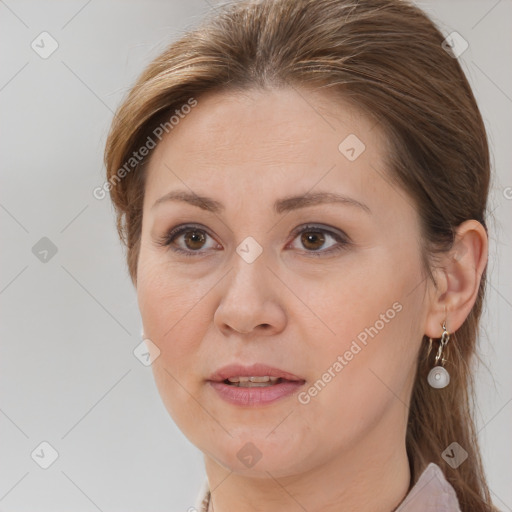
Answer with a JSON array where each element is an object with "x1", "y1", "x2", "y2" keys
[{"x1": 424, "y1": 219, "x2": 488, "y2": 337}]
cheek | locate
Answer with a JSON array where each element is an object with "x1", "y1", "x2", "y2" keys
[
  {"x1": 288, "y1": 252, "x2": 400, "y2": 347},
  {"x1": 137, "y1": 256, "x2": 215, "y2": 434},
  {"x1": 136, "y1": 254, "x2": 213, "y2": 368},
  {"x1": 297, "y1": 302, "x2": 418, "y2": 453},
  {"x1": 295, "y1": 254, "x2": 421, "y2": 420}
]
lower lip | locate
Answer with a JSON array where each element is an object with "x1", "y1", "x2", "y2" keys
[{"x1": 208, "y1": 380, "x2": 305, "y2": 406}]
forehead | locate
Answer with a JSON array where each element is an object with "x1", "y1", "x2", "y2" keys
[
  {"x1": 142, "y1": 86, "x2": 403, "y2": 220},
  {"x1": 151, "y1": 86, "x2": 380, "y2": 158}
]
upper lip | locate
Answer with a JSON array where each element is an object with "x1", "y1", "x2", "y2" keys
[{"x1": 208, "y1": 363, "x2": 305, "y2": 382}]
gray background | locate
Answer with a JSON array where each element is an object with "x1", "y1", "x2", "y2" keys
[{"x1": 0, "y1": 1, "x2": 511, "y2": 511}]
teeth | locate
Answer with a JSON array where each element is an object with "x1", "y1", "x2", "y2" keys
[
  {"x1": 226, "y1": 376, "x2": 281, "y2": 387},
  {"x1": 227, "y1": 376, "x2": 279, "y2": 383}
]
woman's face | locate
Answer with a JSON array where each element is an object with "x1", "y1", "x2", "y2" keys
[{"x1": 137, "y1": 87, "x2": 431, "y2": 477}]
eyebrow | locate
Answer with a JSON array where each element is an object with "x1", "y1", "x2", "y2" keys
[{"x1": 151, "y1": 190, "x2": 371, "y2": 215}]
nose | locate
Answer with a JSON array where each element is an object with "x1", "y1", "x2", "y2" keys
[{"x1": 213, "y1": 253, "x2": 287, "y2": 337}]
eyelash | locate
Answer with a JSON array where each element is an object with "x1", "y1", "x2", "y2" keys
[{"x1": 157, "y1": 223, "x2": 351, "y2": 258}]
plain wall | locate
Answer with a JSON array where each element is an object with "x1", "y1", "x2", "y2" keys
[{"x1": 1, "y1": 1, "x2": 511, "y2": 510}]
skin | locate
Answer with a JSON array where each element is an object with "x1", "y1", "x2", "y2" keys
[{"x1": 136, "y1": 87, "x2": 488, "y2": 512}]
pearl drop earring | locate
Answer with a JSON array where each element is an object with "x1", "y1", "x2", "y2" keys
[{"x1": 427, "y1": 322, "x2": 451, "y2": 389}]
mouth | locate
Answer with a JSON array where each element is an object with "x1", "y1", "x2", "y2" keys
[
  {"x1": 207, "y1": 363, "x2": 306, "y2": 406},
  {"x1": 208, "y1": 362, "x2": 306, "y2": 385}
]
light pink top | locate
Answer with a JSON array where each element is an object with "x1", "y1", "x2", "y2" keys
[
  {"x1": 395, "y1": 463, "x2": 461, "y2": 511},
  {"x1": 194, "y1": 462, "x2": 461, "y2": 511}
]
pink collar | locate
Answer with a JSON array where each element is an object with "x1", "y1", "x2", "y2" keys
[{"x1": 395, "y1": 462, "x2": 461, "y2": 511}]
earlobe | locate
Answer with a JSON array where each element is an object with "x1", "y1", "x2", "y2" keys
[{"x1": 424, "y1": 219, "x2": 488, "y2": 338}]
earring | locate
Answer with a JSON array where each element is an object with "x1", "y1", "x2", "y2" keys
[{"x1": 427, "y1": 322, "x2": 451, "y2": 389}]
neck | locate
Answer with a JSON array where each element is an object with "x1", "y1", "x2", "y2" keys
[{"x1": 203, "y1": 417, "x2": 411, "y2": 512}]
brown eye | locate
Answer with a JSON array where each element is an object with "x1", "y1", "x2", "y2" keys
[
  {"x1": 288, "y1": 224, "x2": 350, "y2": 257},
  {"x1": 159, "y1": 224, "x2": 220, "y2": 257},
  {"x1": 300, "y1": 230, "x2": 326, "y2": 251},
  {"x1": 183, "y1": 230, "x2": 207, "y2": 250}
]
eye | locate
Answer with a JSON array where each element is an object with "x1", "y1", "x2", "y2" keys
[
  {"x1": 157, "y1": 223, "x2": 350, "y2": 258},
  {"x1": 157, "y1": 224, "x2": 220, "y2": 257},
  {"x1": 287, "y1": 224, "x2": 350, "y2": 256}
]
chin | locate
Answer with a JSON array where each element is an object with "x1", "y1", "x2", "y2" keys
[{"x1": 203, "y1": 430, "x2": 314, "y2": 478}]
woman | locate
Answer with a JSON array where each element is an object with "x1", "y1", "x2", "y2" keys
[{"x1": 103, "y1": 0, "x2": 498, "y2": 510}]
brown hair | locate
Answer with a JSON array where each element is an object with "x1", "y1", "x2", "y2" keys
[{"x1": 104, "y1": 0, "x2": 496, "y2": 509}]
